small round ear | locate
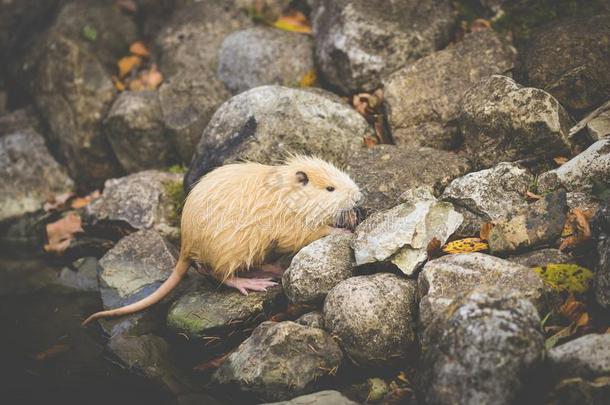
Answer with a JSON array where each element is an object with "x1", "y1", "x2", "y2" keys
[{"x1": 296, "y1": 171, "x2": 309, "y2": 185}]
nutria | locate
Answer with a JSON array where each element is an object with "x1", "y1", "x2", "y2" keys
[{"x1": 83, "y1": 156, "x2": 362, "y2": 324}]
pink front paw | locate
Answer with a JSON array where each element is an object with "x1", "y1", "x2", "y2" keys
[{"x1": 223, "y1": 277, "x2": 278, "y2": 296}]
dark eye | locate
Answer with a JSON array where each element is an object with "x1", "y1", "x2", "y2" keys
[{"x1": 326, "y1": 186, "x2": 335, "y2": 192}]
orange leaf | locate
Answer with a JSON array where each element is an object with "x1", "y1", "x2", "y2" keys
[
  {"x1": 363, "y1": 136, "x2": 379, "y2": 148},
  {"x1": 44, "y1": 212, "x2": 83, "y2": 254},
  {"x1": 70, "y1": 190, "x2": 100, "y2": 209},
  {"x1": 299, "y1": 69, "x2": 317, "y2": 87},
  {"x1": 111, "y1": 75, "x2": 126, "y2": 91},
  {"x1": 470, "y1": 18, "x2": 491, "y2": 32},
  {"x1": 560, "y1": 208, "x2": 591, "y2": 251},
  {"x1": 129, "y1": 41, "x2": 150, "y2": 58},
  {"x1": 43, "y1": 192, "x2": 75, "y2": 212},
  {"x1": 118, "y1": 55, "x2": 141, "y2": 78},
  {"x1": 559, "y1": 294, "x2": 586, "y2": 323},
  {"x1": 426, "y1": 237, "x2": 442, "y2": 259},
  {"x1": 479, "y1": 222, "x2": 494, "y2": 241},
  {"x1": 554, "y1": 156, "x2": 569, "y2": 166}
]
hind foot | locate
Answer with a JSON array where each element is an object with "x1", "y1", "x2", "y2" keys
[{"x1": 224, "y1": 277, "x2": 278, "y2": 296}]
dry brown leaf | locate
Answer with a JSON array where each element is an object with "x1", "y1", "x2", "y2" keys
[
  {"x1": 560, "y1": 208, "x2": 592, "y2": 251},
  {"x1": 129, "y1": 41, "x2": 150, "y2": 58},
  {"x1": 118, "y1": 55, "x2": 141, "y2": 78},
  {"x1": 33, "y1": 343, "x2": 69, "y2": 361},
  {"x1": 554, "y1": 156, "x2": 569, "y2": 166},
  {"x1": 71, "y1": 190, "x2": 100, "y2": 209},
  {"x1": 115, "y1": 0, "x2": 137, "y2": 12},
  {"x1": 112, "y1": 75, "x2": 126, "y2": 91},
  {"x1": 426, "y1": 237, "x2": 442, "y2": 259},
  {"x1": 479, "y1": 222, "x2": 494, "y2": 241},
  {"x1": 559, "y1": 294, "x2": 587, "y2": 323},
  {"x1": 43, "y1": 192, "x2": 75, "y2": 212},
  {"x1": 273, "y1": 11, "x2": 312, "y2": 34},
  {"x1": 525, "y1": 191, "x2": 542, "y2": 201},
  {"x1": 44, "y1": 212, "x2": 83, "y2": 254},
  {"x1": 193, "y1": 352, "x2": 230, "y2": 372},
  {"x1": 363, "y1": 136, "x2": 379, "y2": 148},
  {"x1": 470, "y1": 18, "x2": 491, "y2": 32}
]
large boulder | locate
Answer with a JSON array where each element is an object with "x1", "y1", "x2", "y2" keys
[
  {"x1": 31, "y1": 0, "x2": 138, "y2": 187},
  {"x1": 508, "y1": 248, "x2": 575, "y2": 268},
  {"x1": 185, "y1": 86, "x2": 371, "y2": 190},
  {"x1": 218, "y1": 27, "x2": 315, "y2": 94},
  {"x1": 312, "y1": 0, "x2": 454, "y2": 93},
  {"x1": 517, "y1": 14, "x2": 610, "y2": 115},
  {"x1": 0, "y1": 132, "x2": 73, "y2": 222},
  {"x1": 460, "y1": 75, "x2": 572, "y2": 169},
  {"x1": 546, "y1": 334, "x2": 610, "y2": 404},
  {"x1": 262, "y1": 391, "x2": 359, "y2": 405},
  {"x1": 418, "y1": 253, "x2": 548, "y2": 342},
  {"x1": 83, "y1": 170, "x2": 183, "y2": 242},
  {"x1": 167, "y1": 282, "x2": 283, "y2": 340},
  {"x1": 352, "y1": 196, "x2": 463, "y2": 276},
  {"x1": 592, "y1": 202, "x2": 610, "y2": 309},
  {"x1": 488, "y1": 190, "x2": 568, "y2": 254},
  {"x1": 283, "y1": 234, "x2": 355, "y2": 305},
  {"x1": 384, "y1": 30, "x2": 516, "y2": 148},
  {"x1": 103, "y1": 91, "x2": 177, "y2": 173},
  {"x1": 423, "y1": 287, "x2": 544, "y2": 405},
  {"x1": 345, "y1": 144, "x2": 470, "y2": 214},
  {"x1": 213, "y1": 321, "x2": 343, "y2": 402},
  {"x1": 323, "y1": 273, "x2": 418, "y2": 366},
  {"x1": 441, "y1": 162, "x2": 533, "y2": 236},
  {"x1": 588, "y1": 110, "x2": 610, "y2": 141}
]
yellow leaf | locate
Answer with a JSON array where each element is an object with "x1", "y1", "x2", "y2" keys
[
  {"x1": 118, "y1": 55, "x2": 141, "y2": 78},
  {"x1": 273, "y1": 11, "x2": 312, "y2": 34},
  {"x1": 299, "y1": 69, "x2": 317, "y2": 87},
  {"x1": 442, "y1": 238, "x2": 488, "y2": 254},
  {"x1": 533, "y1": 263, "x2": 593, "y2": 293}
]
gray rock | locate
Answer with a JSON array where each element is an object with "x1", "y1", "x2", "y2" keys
[
  {"x1": 34, "y1": 34, "x2": 118, "y2": 187},
  {"x1": 323, "y1": 273, "x2": 417, "y2": 366},
  {"x1": 262, "y1": 390, "x2": 359, "y2": 405},
  {"x1": 441, "y1": 162, "x2": 532, "y2": 223},
  {"x1": 517, "y1": 14, "x2": 610, "y2": 115},
  {"x1": 0, "y1": 132, "x2": 74, "y2": 222},
  {"x1": 488, "y1": 189, "x2": 568, "y2": 254},
  {"x1": 32, "y1": 1, "x2": 137, "y2": 187},
  {"x1": 159, "y1": 68, "x2": 230, "y2": 164},
  {"x1": 418, "y1": 253, "x2": 548, "y2": 337},
  {"x1": 97, "y1": 230, "x2": 178, "y2": 334},
  {"x1": 84, "y1": 170, "x2": 183, "y2": 242},
  {"x1": 108, "y1": 334, "x2": 194, "y2": 395},
  {"x1": 549, "y1": 334, "x2": 610, "y2": 381},
  {"x1": 423, "y1": 287, "x2": 544, "y2": 405},
  {"x1": 218, "y1": 27, "x2": 314, "y2": 94},
  {"x1": 185, "y1": 86, "x2": 371, "y2": 190},
  {"x1": 0, "y1": 107, "x2": 43, "y2": 137},
  {"x1": 508, "y1": 249, "x2": 575, "y2": 268},
  {"x1": 352, "y1": 198, "x2": 463, "y2": 276},
  {"x1": 213, "y1": 321, "x2": 343, "y2": 402},
  {"x1": 538, "y1": 139, "x2": 610, "y2": 195},
  {"x1": 460, "y1": 75, "x2": 572, "y2": 169},
  {"x1": 345, "y1": 144, "x2": 470, "y2": 214},
  {"x1": 104, "y1": 91, "x2": 176, "y2": 173},
  {"x1": 384, "y1": 30, "x2": 516, "y2": 148},
  {"x1": 155, "y1": 1, "x2": 250, "y2": 79},
  {"x1": 312, "y1": 0, "x2": 454, "y2": 93},
  {"x1": 592, "y1": 202, "x2": 610, "y2": 309},
  {"x1": 295, "y1": 311, "x2": 324, "y2": 329},
  {"x1": 54, "y1": 257, "x2": 99, "y2": 292},
  {"x1": 283, "y1": 234, "x2": 355, "y2": 305},
  {"x1": 167, "y1": 282, "x2": 283, "y2": 339},
  {"x1": 588, "y1": 111, "x2": 610, "y2": 141}
]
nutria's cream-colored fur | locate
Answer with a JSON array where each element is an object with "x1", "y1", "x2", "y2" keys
[{"x1": 83, "y1": 156, "x2": 361, "y2": 324}]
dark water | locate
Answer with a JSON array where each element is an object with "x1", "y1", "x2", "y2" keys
[{"x1": 0, "y1": 258, "x2": 177, "y2": 405}]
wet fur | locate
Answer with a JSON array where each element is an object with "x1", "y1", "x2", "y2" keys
[{"x1": 83, "y1": 156, "x2": 361, "y2": 324}]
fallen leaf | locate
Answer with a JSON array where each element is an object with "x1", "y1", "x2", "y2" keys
[
  {"x1": 129, "y1": 41, "x2": 150, "y2": 58},
  {"x1": 44, "y1": 192, "x2": 75, "y2": 212},
  {"x1": 112, "y1": 75, "x2": 126, "y2": 92},
  {"x1": 115, "y1": 0, "x2": 137, "y2": 13},
  {"x1": 545, "y1": 325, "x2": 574, "y2": 350},
  {"x1": 554, "y1": 156, "x2": 569, "y2": 166},
  {"x1": 44, "y1": 212, "x2": 84, "y2": 254},
  {"x1": 129, "y1": 65, "x2": 163, "y2": 91},
  {"x1": 118, "y1": 55, "x2": 142, "y2": 78},
  {"x1": 442, "y1": 238, "x2": 488, "y2": 254},
  {"x1": 533, "y1": 264, "x2": 593, "y2": 293},
  {"x1": 299, "y1": 69, "x2": 317, "y2": 87},
  {"x1": 273, "y1": 10, "x2": 312, "y2": 34},
  {"x1": 363, "y1": 136, "x2": 379, "y2": 148},
  {"x1": 70, "y1": 190, "x2": 100, "y2": 209},
  {"x1": 193, "y1": 352, "x2": 230, "y2": 371},
  {"x1": 82, "y1": 25, "x2": 97, "y2": 42},
  {"x1": 525, "y1": 191, "x2": 542, "y2": 201},
  {"x1": 560, "y1": 208, "x2": 592, "y2": 251},
  {"x1": 426, "y1": 237, "x2": 442, "y2": 259},
  {"x1": 479, "y1": 222, "x2": 494, "y2": 241},
  {"x1": 559, "y1": 294, "x2": 587, "y2": 321},
  {"x1": 470, "y1": 18, "x2": 491, "y2": 32},
  {"x1": 33, "y1": 343, "x2": 69, "y2": 361}
]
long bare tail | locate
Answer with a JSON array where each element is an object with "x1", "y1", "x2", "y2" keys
[{"x1": 82, "y1": 258, "x2": 191, "y2": 325}]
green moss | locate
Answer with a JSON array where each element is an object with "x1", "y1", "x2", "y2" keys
[
  {"x1": 162, "y1": 179, "x2": 185, "y2": 226},
  {"x1": 167, "y1": 164, "x2": 186, "y2": 174}
]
